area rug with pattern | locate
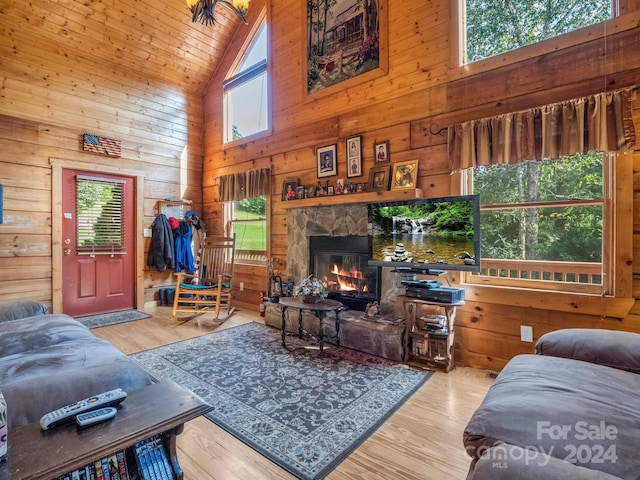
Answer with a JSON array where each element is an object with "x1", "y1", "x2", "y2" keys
[
  {"x1": 77, "y1": 309, "x2": 151, "y2": 328},
  {"x1": 129, "y1": 322, "x2": 432, "y2": 480}
]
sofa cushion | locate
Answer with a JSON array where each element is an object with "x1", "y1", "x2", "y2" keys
[
  {"x1": 0, "y1": 314, "x2": 93, "y2": 357},
  {"x1": 535, "y1": 328, "x2": 640, "y2": 374},
  {"x1": 0, "y1": 300, "x2": 47, "y2": 324},
  {"x1": 0, "y1": 315, "x2": 152, "y2": 428},
  {"x1": 464, "y1": 354, "x2": 640, "y2": 479}
]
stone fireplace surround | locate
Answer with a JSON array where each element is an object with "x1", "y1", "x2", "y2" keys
[
  {"x1": 263, "y1": 204, "x2": 406, "y2": 361},
  {"x1": 286, "y1": 204, "x2": 402, "y2": 310}
]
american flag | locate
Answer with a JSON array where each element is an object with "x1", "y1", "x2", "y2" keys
[{"x1": 82, "y1": 133, "x2": 121, "y2": 157}]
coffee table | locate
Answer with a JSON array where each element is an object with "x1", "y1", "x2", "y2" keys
[{"x1": 278, "y1": 297, "x2": 343, "y2": 354}]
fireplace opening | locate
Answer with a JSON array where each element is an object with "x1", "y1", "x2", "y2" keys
[{"x1": 309, "y1": 235, "x2": 381, "y2": 311}]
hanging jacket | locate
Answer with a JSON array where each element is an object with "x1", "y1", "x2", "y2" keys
[
  {"x1": 147, "y1": 214, "x2": 175, "y2": 272},
  {"x1": 174, "y1": 220, "x2": 194, "y2": 273}
]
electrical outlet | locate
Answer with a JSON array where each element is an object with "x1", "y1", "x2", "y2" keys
[
  {"x1": 239, "y1": 282, "x2": 244, "y2": 291},
  {"x1": 520, "y1": 325, "x2": 533, "y2": 343}
]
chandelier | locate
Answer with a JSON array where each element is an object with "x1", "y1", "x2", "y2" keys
[{"x1": 186, "y1": 0, "x2": 250, "y2": 26}]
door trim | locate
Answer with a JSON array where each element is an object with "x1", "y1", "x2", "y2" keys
[{"x1": 51, "y1": 158, "x2": 145, "y2": 314}]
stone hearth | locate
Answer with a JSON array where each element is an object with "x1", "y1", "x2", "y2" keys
[
  {"x1": 261, "y1": 204, "x2": 408, "y2": 361},
  {"x1": 286, "y1": 204, "x2": 402, "y2": 311},
  {"x1": 264, "y1": 305, "x2": 405, "y2": 361}
]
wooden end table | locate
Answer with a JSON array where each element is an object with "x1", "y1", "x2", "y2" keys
[
  {"x1": 278, "y1": 297, "x2": 343, "y2": 354},
  {"x1": 0, "y1": 381, "x2": 212, "y2": 480}
]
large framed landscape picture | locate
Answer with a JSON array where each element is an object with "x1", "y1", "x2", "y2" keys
[{"x1": 306, "y1": 0, "x2": 387, "y2": 96}]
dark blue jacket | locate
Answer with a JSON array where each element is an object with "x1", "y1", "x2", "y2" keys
[{"x1": 146, "y1": 214, "x2": 175, "y2": 272}]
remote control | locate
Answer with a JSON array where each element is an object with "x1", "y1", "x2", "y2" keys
[
  {"x1": 40, "y1": 388, "x2": 127, "y2": 430},
  {"x1": 75, "y1": 407, "x2": 118, "y2": 428}
]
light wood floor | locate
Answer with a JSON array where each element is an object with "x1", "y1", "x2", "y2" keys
[{"x1": 92, "y1": 306, "x2": 495, "y2": 480}]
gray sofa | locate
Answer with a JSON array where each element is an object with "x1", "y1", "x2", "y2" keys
[
  {"x1": 464, "y1": 328, "x2": 640, "y2": 480},
  {"x1": 0, "y1": 300, "x2": 152, "y2": 429}
]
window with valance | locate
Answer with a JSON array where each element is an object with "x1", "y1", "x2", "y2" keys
[
  {"x1": 447, "y1": 88, "x2": 636, "y2": 294},
  {"x1": 447, "y1": 88, "x2": 635, "y2": 170},
  {"x1": 219, "y1": 167, "x2": 270, "y2": 265}
]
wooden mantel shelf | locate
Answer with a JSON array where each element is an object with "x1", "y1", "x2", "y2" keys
[{"x1": 282, "y1": 188, "x2": 424, "y2": 209}]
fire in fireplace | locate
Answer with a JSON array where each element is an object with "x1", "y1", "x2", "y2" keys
[{"x1": 309, "y1": 235, "x2": 381, "y2": 311}]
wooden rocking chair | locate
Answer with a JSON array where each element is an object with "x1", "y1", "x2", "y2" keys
[{"x1": 171, "y1": 235, "x2": 236, "y2": 324}]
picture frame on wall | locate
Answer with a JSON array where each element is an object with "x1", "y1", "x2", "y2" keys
[
  {"x1": 374, "y1": 141, "x2": 390, "y2": 163},
  {"x1": 346, "y1": 135, "x2": 362, "y2": 178},
  {"x1": 368, "y1": 165, "x2": 390, "y2": 192},
  {"x1": 306, "y1": 0, "x2": 387, "y2": 96},
  {"x1": 282, "y1": 179, "x2": 299, "y2": 201},
  {"x1": 391, "y1": 160, "x2": 419, "y2": 190},
  {"x1": 317, "y1": 144, "x2": 338, "y2": 178}
]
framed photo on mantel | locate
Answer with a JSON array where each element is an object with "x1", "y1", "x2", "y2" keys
[
  {"x1": 368, "y1": 165, "x2": 390, "y2": 192},
  {"x1": 374, "y1": 140, "x2": 389, "y2": 164},
  {"x1": 391, "y1": 160, "x2": 418, "y2": 190}
]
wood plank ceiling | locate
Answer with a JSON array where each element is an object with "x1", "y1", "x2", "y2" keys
[{"x1": 0, "y1": 0, "x2": 243, "y2": 94}]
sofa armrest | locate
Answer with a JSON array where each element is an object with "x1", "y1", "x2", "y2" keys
[
  {"x1": 535, "y1": 328, "x2": 640, "y2": 374},
  {"x1": 469, "y1": 445, "x2": 622, "y2": 480},
  {"x1": 0, "y1": 300, "x2": 48, "y2": 324}
]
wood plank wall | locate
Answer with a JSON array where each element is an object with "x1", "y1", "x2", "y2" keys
[
  {"x1": 0, "y1": 2, "x2": 206, "y2": 309},
  {"x1": 204, "y1": 0, "x2": 640, "y2": 369}
]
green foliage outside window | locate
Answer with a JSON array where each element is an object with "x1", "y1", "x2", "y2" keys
[
  {"x1": 474, "y1": 153, "x2": 603, "y2": 263},
  {"x1": 77, "y1": 181, "x2": 124, "y2": 248},
  {"x1": 465, "y1": 0, "x2": 612, "y2": 62},
  {"x1": 232, "y1": 197, "x2": 267, "y2": 253}
]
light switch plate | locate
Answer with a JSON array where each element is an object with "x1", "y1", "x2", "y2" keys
[{"x1": 520, "y1": 325, "x2": 533, "y2": 342}]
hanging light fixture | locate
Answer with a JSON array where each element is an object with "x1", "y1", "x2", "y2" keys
[{"x1": 186, "y1": 0, "x2": 250, "y2": 26}]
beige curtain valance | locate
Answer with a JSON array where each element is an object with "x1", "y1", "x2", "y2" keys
[
  {"x1": 447, "y1": 88, "x2": 636, "y2": 171},
  {"x1": 218, "y1": 167, "x2": 271, "y2": 202}
]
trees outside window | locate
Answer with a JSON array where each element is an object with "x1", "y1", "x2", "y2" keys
[
  {"x1": 471, "y1": 153, "x2": 607, "y2": 291},
  {"x1": 225, "y1": 196, "x2": 267, "y2": 264},
  {"x1": 464, "y1": 0, "x2": 612, "y2": 63},
  {"x1": 224, "y1": 22, "x2": 268, "y2": 143}
]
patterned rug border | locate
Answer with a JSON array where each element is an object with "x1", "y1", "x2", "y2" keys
[
  {"x1": 77, "y1": 309, "x2": 151, "y2": 328},
  {"x1": 129, "y1": 322, "x2": 432, "y2": 480}
]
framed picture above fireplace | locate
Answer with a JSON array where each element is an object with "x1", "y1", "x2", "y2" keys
[
  {"x1": 317, "y1": 144, "x2": 337, "y2": 178},
  {"x1": 282, "y1": 179, "x2": 299, "y2": 201},
  {"x1": 346, "y1": 135, "x2": 362, "y2": 178},
  {"x1": 391, "y1": 160, "x2": 418, "y2": 190},
  {"x1": 368, "y1": 165, "x2": 390, "y2": 192}
]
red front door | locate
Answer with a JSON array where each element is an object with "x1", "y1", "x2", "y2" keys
[{"x1": 61, "y1": 169, "x2": 135, "y2": 316}]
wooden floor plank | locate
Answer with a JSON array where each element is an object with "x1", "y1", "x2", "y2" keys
[{"x1": 92, "y1": 306, "x2": 494, "y2": 480}]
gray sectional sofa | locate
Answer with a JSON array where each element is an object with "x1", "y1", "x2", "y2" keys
[
  {"x1": 464, "y1": 328, "x2": 640, "y2": 479},
  {"x1": 0, "y1": 300, "x2": 152, "y2": 429}
]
